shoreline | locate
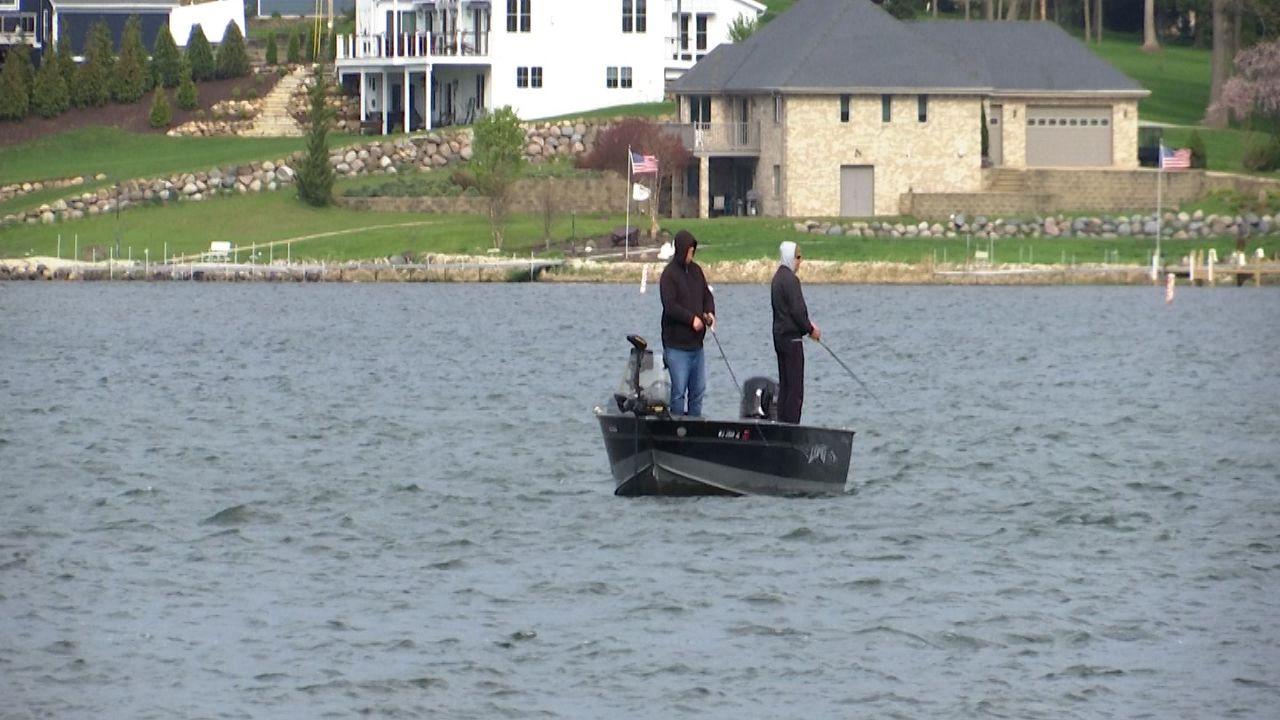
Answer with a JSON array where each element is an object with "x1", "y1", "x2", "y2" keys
[{"x1": 2, "y1": 255, "x2": 1272, "y2": 286}]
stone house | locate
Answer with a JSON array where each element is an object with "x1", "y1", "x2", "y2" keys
[{"x1": 665, "y1": 0, "x2": 1148, "y2": 218}]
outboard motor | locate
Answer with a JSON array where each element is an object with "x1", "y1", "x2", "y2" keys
[
  {"x1": 614, "y1": 335, "x2": 670, "y2": 416},
  {"x1": 740, "y1": 376, "x2": 779, "y2": 420}
]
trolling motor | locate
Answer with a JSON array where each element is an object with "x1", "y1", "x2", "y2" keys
[{"x1": 614, "y1": 335, "x2": 670, "y2": 416}]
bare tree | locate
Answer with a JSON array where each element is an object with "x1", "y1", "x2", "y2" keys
[
  {"x1": 1094, "y1": 0, "x2": 1104, "y2": 43},
  {"x1": 1083, "y1": 0, "x2": 1092, "y2": 44},
  {"x1": 1005, "y1": 0, "x2": 1020, "y2": 21}
]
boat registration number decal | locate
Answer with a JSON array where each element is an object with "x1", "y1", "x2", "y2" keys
[{"x1": 717, "y1": 429, "x2": 751, "y2": 440}]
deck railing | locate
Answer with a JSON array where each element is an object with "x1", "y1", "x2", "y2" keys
[
  {"x1": 336, "y1": 31, "x2": 489, "y2": 61},
  {"x1": 660, "y1": 121, "x2": 760, "y2": 154},
  {"x1": 0, "y1": 12, "x2": 38, "y2": 45}
]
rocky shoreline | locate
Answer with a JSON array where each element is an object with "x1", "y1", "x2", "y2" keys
[{"x1": 0, "y1": 254, "x2": 1204, "y2": 285}]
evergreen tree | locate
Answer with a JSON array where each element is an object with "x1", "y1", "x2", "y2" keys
[
  {"x1": 151, "y1": 24, "x2": 182, "y2": 88},
  {"x1": 286, "y1": 32, "x2": 301, "y2": 64},
  {"x1": 186, "y1": 25, "x2": 216, "y2": 82},
  {"x1": 55, "y1": 33, "x2": 77, "y2": 89},
  {"x1": 32, "y1": 46, "x2": 71, "y2": 118},
  {"x1": 215, "y1": 21, "x2": 250, "y2": 79},
  {"x1": 0, "y1": 46, "x2": 32, "y2": 120},
  {"x1": 295, "y1": 68, "x2": 334, "y2": 207},
  {"x1": 112, "y1": 15, "x2": 151, "y2": 103},
  {"x1": 176, "y1": 59, "x2": 199, "y2": 110},
  {"x1": 74, "y1": 19, "x2": 114, "y2": 107},
  {"x1": 149, "y1": 88, "x2": 172, "y2": 128},
  {"x1": 266, "y1": 33, "x2": 278, "y2": 66}
]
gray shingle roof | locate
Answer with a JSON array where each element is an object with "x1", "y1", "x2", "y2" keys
[
  {"x1": 672, "y1": 0, "x2": 1146, "y2": 98},
  {"x1": 915, "y1": 21, "x2": 1147, "y2": 95}
]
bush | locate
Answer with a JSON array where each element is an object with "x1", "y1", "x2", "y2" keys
[
  {"x1": 149, "y1": 89, "x2": 172, "y2": 128},
  {"x1": 0, "y1": 45, "x2": 32, "y2": 120},
  {"x1": 176, "y1": 62, "x2": 199, "y2": 110},
  {"x1": 151, "y1": 25, "x2": 183, "y2": 88},
  {"x1": 55, "y1": 33, "x2": 76, "y2": 87},
  {"x1": 216, "y1": 21, "x2": 250, "y2": 79},
  {"x1": 266, "y1": 33, "x2": 278, "y2": 66},
  {"x1": 287, "y1": 33, "x2": 302, "y2": 64},
  {"x1": 187, "y1": 25, "x2": 216, "y2": 82},
  {"x1": 32, "y1": 49, "x2": 71, "y2": 118},
  {"x1": 112, "y1": 15, "x2": 152, "y2": 103},
  {"x1": 1241, "y1": 135, "x2": 1280, "y2": 172},
  {"x1": 1186, "y1": 129, "x2": 1207, "y2": 169}
]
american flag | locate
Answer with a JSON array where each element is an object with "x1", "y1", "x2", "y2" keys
[
  {"x1": 1160, "y1": 146, "x2": 1191, "y2": 170},
  {"x1": 630, "y1": 150, "x2": 658, "y2": 174}
]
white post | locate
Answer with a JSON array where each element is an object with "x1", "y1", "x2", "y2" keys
[
  {"x1": 625, "y1": 145, "x2": 632, "y2": 260},
  {"x1": 57, "y1": 234, "x2": 61, "y2": 259},
  {"x1": 403, "y1": 67, "x2": 410, "y2": 133},
  {"x1": 1153, "y1": 147, "x2": 1163, "y2": 281}
]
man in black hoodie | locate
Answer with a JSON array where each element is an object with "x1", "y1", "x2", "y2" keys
[
  {"x1": 771, "y1": 241, "x2": 820, "y2": 424},
  {"x1": 659, "y1": 229, "x2": 716, "y2": 416}
]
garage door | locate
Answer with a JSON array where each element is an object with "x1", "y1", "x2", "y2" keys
[
  {"x1": 1026, "y1": 106, "x2": 1113, "y2": 167},
  {"x1": 839, "y1": 165, "x2": 874, "y2": 217}
]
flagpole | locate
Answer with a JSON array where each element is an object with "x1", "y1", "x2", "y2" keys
[
  {"x1": 1154, "y1": 144, "x2": 1163, "y2": 282},
  {"x1": 625, "y1": 146, "x2": 632, "y2": 260}
]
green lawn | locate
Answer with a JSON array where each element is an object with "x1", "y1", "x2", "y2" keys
[
  {"x1": 1088, "y1": 32, "x2": 1211, "y2": 127},
  {"x1": 0, "y1": 127, "x2": 308, "y2": 186}
]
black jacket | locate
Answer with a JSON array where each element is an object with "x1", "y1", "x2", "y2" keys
[
  {"x1": 659, "y1": 233, "x2": 715, "y2": 350},
  {"x1": 771, "y1": 265, "x2": 813, "y2": 349}
]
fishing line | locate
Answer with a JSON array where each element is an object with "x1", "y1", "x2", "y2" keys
[
  {"x1": 814, "y1": 338, "x2": 893, "y2": 416},
  {"x1": 707, "y1": 322, "x2": 741, "y2": 394}
]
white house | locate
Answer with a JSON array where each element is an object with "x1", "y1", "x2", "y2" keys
[{"x1": 333, "y1": 0, "x2": 765, "y2": 135}]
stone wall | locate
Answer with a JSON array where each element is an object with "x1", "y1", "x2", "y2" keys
[
  {"x1": 901, "y1": 168, "x2": 1279, "y2": 218},
  {"x1": 784, "y1": 94, "x2": 984, "y2": 217},
  {"x1": 335, "y1": 176, "x2": 628, "y2": 215}
]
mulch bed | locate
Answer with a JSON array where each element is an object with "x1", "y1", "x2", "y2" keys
[{"x1": 0, "y1": 71, "x2": 287, "y2": 149}]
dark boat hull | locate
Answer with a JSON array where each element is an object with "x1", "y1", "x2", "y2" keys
[{"x1": 596, "y1": 413, "x2": 855, "y2": 497}]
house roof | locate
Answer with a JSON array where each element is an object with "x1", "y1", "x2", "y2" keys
[
  {"x1": 672, "y1": 0, "x2": 989, "y2": 95},
  {"x1": 671, "y1": 0, "x2": 1146, "y2": 98},
  {"x1": 915, "y1": 21, "x2": 1148, "y2": 96}
]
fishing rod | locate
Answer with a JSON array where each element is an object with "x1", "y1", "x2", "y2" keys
[
  {"x1": 705, "y1": 316, "x2": 741, "y2": 394},
  {"x1": 814, "y1": 337, "x2": 892, "y2": 416}
]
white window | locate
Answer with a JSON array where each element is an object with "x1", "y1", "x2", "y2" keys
[
  {"x1": 917, "y1": 95, "x2": 928, "y2": 123},
  {"x1": 516, "y1": 67, "x2": 528, "y2": 87},
  {"x1": 517, "y1": 67, "x2": 542, "y2": 88},
  {"x1": 774, "y1": 95, "x2": 782, "y2": 124},
  {"x1": 622, "y1": 0, "x2": 646, "y2": 33},
  {"x1": 606, "y1": 66, "x2": 618, "y2": 89},
  {"x1": 620, "y1": 66, "x2": 632, "y2": 89},
  {"x1": 506, "y1": 0, "x2": 530, "y2": 32}
]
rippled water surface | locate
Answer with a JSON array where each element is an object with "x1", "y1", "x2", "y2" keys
[{"x1": 1, "y1": 282, "x2": 1278, "y2": 719}]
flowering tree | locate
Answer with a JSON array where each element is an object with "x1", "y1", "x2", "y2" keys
[{"x1": 1214, "y1": 39, "x2": 1280, "y2": 135}]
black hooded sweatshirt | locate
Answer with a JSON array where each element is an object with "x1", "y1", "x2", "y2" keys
[{"x1": 659, "y1": 231, "x2": 715, "y2": 350}]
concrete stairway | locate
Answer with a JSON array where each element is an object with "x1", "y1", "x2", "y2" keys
[
  {"x1": 241, "y1": 65, "x2": 309, "y2": 137},
  {"x1": 987, "y1": 168, "x2": 1027, "y2": 193}
]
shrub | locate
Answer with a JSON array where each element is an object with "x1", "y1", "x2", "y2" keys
[
  {"x1": 1186, "y1": 130, "x2": 1207, "y2": 169},
  {"x1": 0, "y1": 45, "x2": 32, "y2": 120},
  {"x1": 266, "y1": 33, "x2": 278, "y2": 66},
  {"x1": 231, "y1": 86, "x2": 241, "y2": 100},
  {"x1": 1241, "y1": 135, "x2": 1280, "y2": 172},
  {"x1": 186, "y1": 25, "x2": 216, "y2": 82},
  {"x1": 149, "y1": 89, "x2": 172, "y2": 128},
  {"x1": 151, "y1": 24, "x2": 182, "y2": 87},
  {"x1": 176, "y1": 62, "x2": 199, "y2": 110},
  {"x1": 32, "y1": 48, "x2": 71, "y2": 118},
  {"x1": 216, "y1": 21, "x2": 250, "y2": 79},
  {"x1": 287, "y1": 33, "x2": 301, "y2": 64},
  {"x1": 112, "y1": 15, "x2": 152, "y2": 103},
  {"x1": 55, "y1": 33, "x2": 76, "y2": 87}
]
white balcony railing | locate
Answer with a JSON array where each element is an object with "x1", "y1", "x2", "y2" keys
[
  {"x1": 336, "y1": 31, "x2": 489, "y2": 61},
  {"x1": 661, "y1": 121, "x2": 760, "y2": 154},
  {"x1": 0, "y1": 12, "x2": 38, "y2": 46}
]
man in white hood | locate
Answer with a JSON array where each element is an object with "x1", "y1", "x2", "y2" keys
[{"x1": 770, "y1": 241, "x2": 820, "y2": 424}]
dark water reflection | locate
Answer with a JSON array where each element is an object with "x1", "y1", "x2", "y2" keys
[{"x1": 1, "y1": 283, "x2": 1277, "y2": 719}]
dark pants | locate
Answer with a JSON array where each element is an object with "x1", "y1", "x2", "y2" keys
[{"x1": 775, "y1": 340, "x2": 805, "y2": 424}]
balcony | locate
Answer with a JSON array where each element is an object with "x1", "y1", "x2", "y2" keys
[
  {"x1": 661, "y1": 121, "x2": 761, "y2": 155},
  {"x1": 336, "y1": 30, "x2": 489, "y2": 62},
  {"x1": 665, "y1": 37, "x2": 709, "y2": 64},
  {"x1": 0, "y1": 13, "x2": 38, "y2": 46}
]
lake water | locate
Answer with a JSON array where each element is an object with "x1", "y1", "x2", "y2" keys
[{"x1": 1, "y1": 282, "x2": 1277, "y2": 719}]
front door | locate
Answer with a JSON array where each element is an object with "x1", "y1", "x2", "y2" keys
[
  {"x1": 989, "y1": 104, "x2": 1003, "y2": 166},
  {"x1": 840, "y1": 165, "x2": 874, "y2": 217}
]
